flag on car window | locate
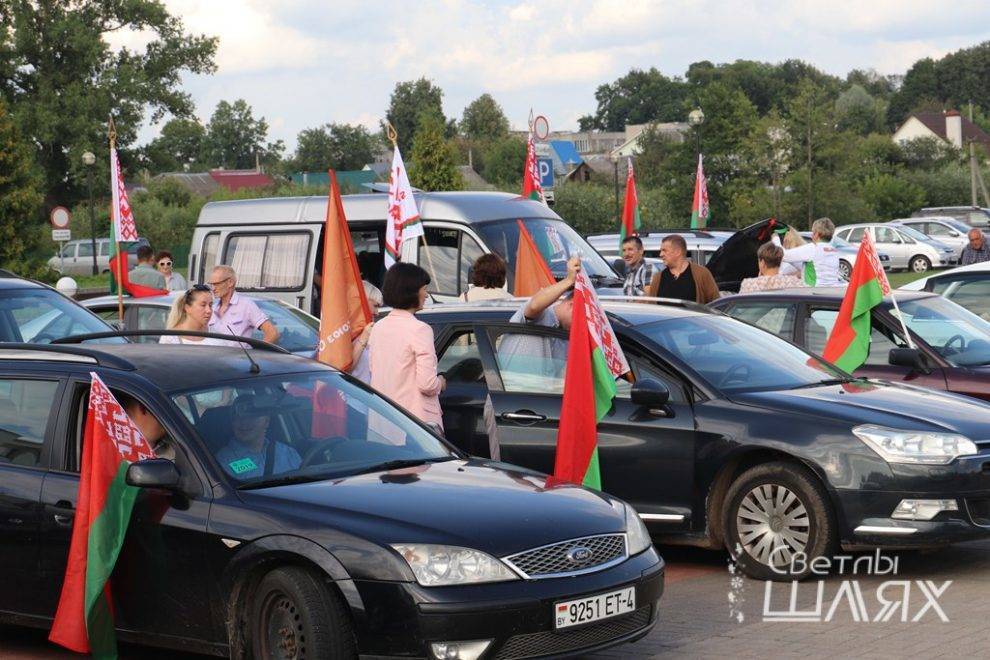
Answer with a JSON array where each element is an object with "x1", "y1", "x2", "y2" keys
[
  {"x1": 384, "y1": 145, "x2": 421, "y2": 269},
  {"x1": 521, "y1": 132, "x2": 545, "y2": 204},
  {"x1": 49, "y1": 373, "x2": 157, "y2": 658},
  {"x1": 553, "y1": 270, "x2": 630, "y2": 490},
  {"x1": 822, "y1": 231, "x2": 890, "y2": 372},
  {"x1": 690, "y1": 153, "x2": 709, "y2": 229},
  {"x1": 619, "y1": 158, "x2": 641, "y2": 248},
  {"x1": 513, "y1": 220, "x2": 555, "y2": 297}
]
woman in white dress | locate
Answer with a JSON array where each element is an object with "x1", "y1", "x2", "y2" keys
[{"x1": 159, "y1": 286, "x2": 233, "y2": 345}]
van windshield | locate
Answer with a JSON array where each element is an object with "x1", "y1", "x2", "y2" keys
[{"x1": 476, "y1": 218, "x2": 620, "y2": 289}]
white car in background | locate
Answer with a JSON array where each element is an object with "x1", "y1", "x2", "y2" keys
[
  {"x1": 890, "y1": 217, "x2": 972, "y2": 262},
  {"x1": 834, "y1": 223, "x2": 954, "y2": 272}
]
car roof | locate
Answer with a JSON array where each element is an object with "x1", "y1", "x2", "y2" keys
[
  {"x1": 715, "y1": 287, "x2": 938, "y2": 304},
  {"x1": 83, "y1": 292, "x2": 286, "y2": 307},
  {"x1": 0, "y1": 343, "x2": 330, "y2": 391},
  {"x1": 416, "y1": 298, "x2": 714, "y2": 326},
  {"x1": 196, "y1": 192, "x2": 560, "y2": 226},
  {"x1": 0, "y1": 276, "x2": 49, "y2": 291}
]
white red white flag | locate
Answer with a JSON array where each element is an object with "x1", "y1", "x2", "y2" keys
[{"x1": 384, "y1": 145, "x2": 421, "y2": 269}]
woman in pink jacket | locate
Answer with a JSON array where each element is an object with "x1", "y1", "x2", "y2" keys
[{"x1": 369, "y1": 263, "x2": 446, "y2": 431}]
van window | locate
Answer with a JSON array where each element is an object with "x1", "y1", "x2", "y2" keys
[
  {"x1": 417, "y1": 228, "x2": 485, "y2": 297},
  {"x1": 225, "y1": 233, "x2": 310, "y2": 290},
  {"x1": 60, "y1": 244, "x2": 76, "y2": 258},
  {"x1": 78, "y1": 242, "x2": 94, "y2": 258},
  {"x1": 351, "y1": 229, "x2": 385, "y2": 287},
  {"x1": 200, "y1": 233, "x2": 220, "y2": 282}
]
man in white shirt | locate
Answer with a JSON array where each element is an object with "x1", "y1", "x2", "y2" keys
[{"x1": 774, "y1": 217, "x2": 843, "y2": 287}]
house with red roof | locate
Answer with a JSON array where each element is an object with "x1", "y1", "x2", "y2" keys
[{"x1": 893, "y1": 110, "x2": 990, "y2": 152}]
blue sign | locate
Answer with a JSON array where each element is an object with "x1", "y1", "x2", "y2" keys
[{"x1": 538, "y1": 158, "x2": 554, "y2": 188}]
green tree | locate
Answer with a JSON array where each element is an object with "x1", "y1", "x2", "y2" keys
[
  {"x1": 686, "y1": 59, "x2": 840, "y2": 115},
  {"x1": 461, "y1": 94, "x2": 510, "y2": 141},
  {"x1": 0, "y1": 99, "x2": 45, "y2": 275},
  {"x1": 141, "y1": 118, "x2": 206, "y2": 174},
  {"x1": 292, "y1": 123, "x2": 377, "y2": 172},
  {"x1": 845, "y1": 69, "x2": 899, "y2": 100},
  {"x1": 735, "y1": 109, "x2": 792, "y2": 221},
  {"x1": 887, "y1": 57, "x2": 939, "y2": 125},
  {"x1": 581, "y1": 68, "x2": 690, "y2": 131},
  {"x1": 481, "y1": 136, "x2": 526, "y2": 187},
  {"x1": 0, "y1": 0, "x2": 217, "y2": 204},
  {"x1": 385, "y1": 78, "x2": 446, "y2": 153},
  {"x1": 898, "y1": 136, "x2": 958, "y2": 169},
  {"x1": 200, "y1": 100, "x2": 284, "y2": 169},
  {"x1": 786, "y1": 80, "x2": 841, "y2": 223},
  {"x1": 409, "y1": 112, "x2": 462, "y2": 191},
  {"x1": 860, "y1": 173, "x2": 926, "y2": 220},
  {"x1": 835, "y1": 85, "x2": 886, "y2": 135}
]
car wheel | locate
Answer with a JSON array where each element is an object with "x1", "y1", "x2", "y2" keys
[
  {"x1": 250, "y1": 566, "x2": 356, "y2": 660},
  {"x1": 838, "y1": 260, "x2": 851, "y2": 280},
  {"x1": 910, "y1": 255, "x2": 932, "y2": 273},
  {"x1": 723, "y1": 461, "x2": 836, "y2": 581}
]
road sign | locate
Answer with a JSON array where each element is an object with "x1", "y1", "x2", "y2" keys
[
  {"x1": 50, "y1": 206, "x2": 71, "y2": 229},
  {"x1": 52, "y1": 229, "x2": 71, "y2": 241},
  {"x1": 538, "y1": 158, "x2": 554, "y2": 188}
]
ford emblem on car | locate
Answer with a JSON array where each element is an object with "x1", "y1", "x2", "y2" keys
[{"x1": 567, "y1": 546, "x2": 593, "y2": 563}]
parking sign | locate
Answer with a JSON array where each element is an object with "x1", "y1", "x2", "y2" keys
[{"x1": 538, "y1": 158, "x2": 554, "y2": 188}]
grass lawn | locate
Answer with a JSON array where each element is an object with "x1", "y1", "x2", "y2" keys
[{"x1": 887, "y1": 270, "x2": 930, "y2": 288}]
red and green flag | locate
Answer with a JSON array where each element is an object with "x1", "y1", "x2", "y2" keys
[
  {"x1": 49, "y1": 373, "x2": 158, "y2": 658},
  {"x1": 619, "y1": 157, "x2": 640, "y2": 248},
  {"x1": 553, "y1": 269, "x2": 630, "y2": 489},
  {"x1": 108, "y1": 143, "x2": 165, "y2": 298},
  {"x1": 690, "y1": 153, "x2": 710, "y2": 229},
  {"x1": 521, "y1": 132, "x2": 545, "y2": 203},
  {"x1": 822, "y1": 231, "x2": 891, "y2": 372}
]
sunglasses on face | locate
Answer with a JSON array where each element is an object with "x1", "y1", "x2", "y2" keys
[{"x1": 158, "y1": 261, "x2": 172, "y2": 267}]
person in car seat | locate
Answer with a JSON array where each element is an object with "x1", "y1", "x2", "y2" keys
[{"x1": 215, "y1": 395, "x2": 301, "y2": 479}]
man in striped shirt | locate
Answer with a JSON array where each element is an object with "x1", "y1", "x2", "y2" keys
[{"x1": 621, "y1": 236, "x2": 656, "y2": 296}]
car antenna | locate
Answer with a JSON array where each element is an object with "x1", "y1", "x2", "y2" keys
[{"x1": 226, "y1": 324, "x2": 261, "y2": 374}]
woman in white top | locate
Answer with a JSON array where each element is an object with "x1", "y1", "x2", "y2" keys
[
  {"x1": 159, "y1": 286, "x2": 233, "y2": 345},
  {"x1": 348, "y1": 281, "x2": 382, "y2": 384},
  {"x1": 155, "y1": 250, "x2": 188, "y2": 291},
  {"x1": 460, "y1": 253, "x2": 512, "y2": 302}
]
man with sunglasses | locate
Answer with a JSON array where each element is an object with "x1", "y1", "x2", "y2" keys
[
  {"x1": 207, "y1": 264, "x2": 280, "y2": 345},
  {"x1": 155, "y1": 250, "x2": 187, "y2": 291}
]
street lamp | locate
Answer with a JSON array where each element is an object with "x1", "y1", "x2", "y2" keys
[
  {"x1": 610, "y1": 151, "x2": 620, "y2": 226},
  {"x1": 688, "y1": 108, "x2": 705, "y2": 158},
  {"x1": 81, "y1": 151, "x2": 98, "y2": 275}
]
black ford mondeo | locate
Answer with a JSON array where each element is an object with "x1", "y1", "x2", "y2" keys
[{"x1": 0, "y1": 340, "x2": 663, "y2": 659}]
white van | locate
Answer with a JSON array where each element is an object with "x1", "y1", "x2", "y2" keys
[{"x1": 187, "y1": 192, "x2": 621, "y2": 310}]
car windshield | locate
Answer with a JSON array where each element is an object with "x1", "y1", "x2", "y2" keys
[
  {"x1": 831, "y1": 236, "x2": 852, "y2": 249},
  {"x1": 254, "y1": 300, "x2": 318, "y2": 353},
  {"x1": 172, "y1": 372, "x2": 456, "y2": 487},
  {"x1": 638, "y1": 315, "x2": 847, "y2": 393},
  {"x1": 476, "y1": 218, "x2": 620, "y2": 288},
  {"x1": 0, "y1": 289, "x2": 120, "y2": 343},
  {"x1": 896, "y1": 225, "x2": 934, "y2": 243},
  {"x1": 897, "y1": 296, "x2": 990, "y2": 367}
]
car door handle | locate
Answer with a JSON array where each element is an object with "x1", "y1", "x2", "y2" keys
[
  {"x1": 52, "y1": 500, "x2": 75, "y2": 526},
  {"x1": 501, "y1": 411, "x2": 547, "y2": 422}
]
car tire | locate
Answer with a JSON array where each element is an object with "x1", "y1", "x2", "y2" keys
[
  {"x1": 723, "y1": 461, "x2": 836, "y2": 581},
  {"x1": 250, "y1": 566, "x2": 356, "y2": 660},
  {"x1": 838, "y1": 260, "x2": 851, "y2": 280},
  {"x1": 910, "y1": 255, "x2": 932, "y2": 273}
]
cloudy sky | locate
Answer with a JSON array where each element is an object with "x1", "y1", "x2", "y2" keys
[{"x1": 116, "y1": 0, "x2": 990, "y2": 150}]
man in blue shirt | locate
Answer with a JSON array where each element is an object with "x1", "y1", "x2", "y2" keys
[{"x1": 216, "y1": 395, "x2": 302, "y2": 479}]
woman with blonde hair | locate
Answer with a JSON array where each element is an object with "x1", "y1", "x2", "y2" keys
[
  {"x1": 779, "y1": 228, "x2": 805, "y2": 278},
  {"x1": 159, "y1": 286, "x2": 233, "y2": 345}
]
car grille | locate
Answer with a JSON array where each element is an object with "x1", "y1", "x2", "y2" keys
[
  {"x1": 503, "y1": 534, "x2": 627, "y2": 579},
  {"x1": 493, "y1": 606, "x2": 652, "y2": 660}
]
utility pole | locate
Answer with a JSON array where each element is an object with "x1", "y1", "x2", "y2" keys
[{"x1": 970, "y1": 101, "x2": 978, "y2": 207}]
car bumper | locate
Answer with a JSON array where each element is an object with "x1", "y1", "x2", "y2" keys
[{"x1": 350, "y1": 548, "x2": 664, "y2": 659}]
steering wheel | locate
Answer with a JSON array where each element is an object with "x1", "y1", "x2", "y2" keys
[
  {"x1": 31, "y1": 332, "x2": 59, "y2": 344},
  {"x1": 301, "y1": 436, "x2": 349, "y2": 469},
  {"x1": 718, "y1": 363, "x2": 751, "y2": 388},
  {"x1": 942, "y1": 334, "x2": 966, "y2": 355}
]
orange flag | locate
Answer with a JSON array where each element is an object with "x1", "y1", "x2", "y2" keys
[
  {"x1": 513, "y1": 220, "x2": 555, "y2": 297},
  {"x1": 317, "y1": 170, "x2": 372, "y2": 371}
]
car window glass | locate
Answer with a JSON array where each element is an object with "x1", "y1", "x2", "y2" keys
[
  {"x1": 894, "y1": 229, "x2": 915, "y2": 244},
  {"x1": 614, "y1": 356, "x2": 686, "y2": 402},
  {"x1": 459, "y1": 235, "x2": 485, "y2": 296},
  {"x1": 252, "y1": 301, "x2": 318, "y2": 353},
  {"x1": 98, "y1": 242, "x2": 109, "y2": 256},
  {"x1": 226, "y1": 233, "x2": 309, "y2": 290},
  {"x1": 494, "y1": 332, "x2": 568, "y2": 394},
  {"x1": 926, "y1": 223, "x2": 953, "y2": 237},
  {"x1": 934, "y1": 279, "x2": 990, "y2": 321},
  {"x1": 200, "y1": 233, "x2": 220, "y2": 282},
  {"x1": 78, "y1": 242, "x2": 94, "y2": 257},
  {"x1": 805, "y1": 308, "x2": 905, "y2": 366},
  {"x1": 898, "y1": 295, "x2": 990, "y2": 367},
  {"x1": 874, "y1": 228, "x2": 899, "y2": 244},
  {"x1": 352, "y1": 229, "x2": 384, "y2": 288},
  {"x1": 438, "y1": 331, "x2": 486, "y2": 385},
  {"x1": 418, "y1": 227, "x2": 459, "y2": 296},
  {"x1": 726, "y1": 303, "x2": 795, "y2": 340},
  {"x1": 61, "y1": 244, "x2": 76, "y2": 258},
  {"x1": 0, "y1": 290, "x2": 114, "y2": 343},
  {"x1": 847, "y1": 228, "x2": 865, "y2": 243},
  {"x1": 0, "y1": 379, "x2": 59, "y2": 468},
  {"x1": 136, "y1": 306, "x2": 168, "y2": 344}
]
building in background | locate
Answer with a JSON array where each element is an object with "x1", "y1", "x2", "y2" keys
[{"x1": 893, "y1": 110, "x2": 990, "y2": 152}]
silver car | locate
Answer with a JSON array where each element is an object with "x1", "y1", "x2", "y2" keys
[
  {"x1": 47, "y1": 238, "x2": 148, "y2": 276},
  {"x1": 891, "y1": 217, "x2": 972, "y2": 261},
  {"x1": 799, "y1": 232, "x2": 891, "y2": 280},
  {"x1": 833, "y1": 223, "x2": 954, "y2": 273}
]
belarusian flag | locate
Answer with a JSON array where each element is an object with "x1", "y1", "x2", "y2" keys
[
  {"x1": 822, "y1": 231, "x2": 891, "y2": 372},
  {"x1": 384, "y1": 144, "x2": 420, "y2": 269},
  {"x1": 690, "y1": 153, "x2": 710, "y2": 229},
  {"x1": 108, "y1": 144, "x2": 164, "y2": 297},
  {"x1": 619, "y1": 157, "x2": 640, "y2": 248},
  {"x1": 521, "y1": 132, "x2": 545, "y2": 203},
  {"x1": 49, "y1": 372, "x2": 157, "y2": 658},
  {"x1": 553, "y1": 269, "x2": 630, "y2": 489}
]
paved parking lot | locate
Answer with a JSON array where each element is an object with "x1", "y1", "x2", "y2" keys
[{"x1": 3, "y1": 540, "x2": 988, "y2": 659}]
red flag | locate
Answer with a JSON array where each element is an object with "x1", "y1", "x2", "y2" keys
[
  {"x1": 690, "y1": 154, "x2": 710, "y2": 229},
  {"x1": 513, "y1": 220, "x2": 555, "y2": 297},
  {"x1": 619, "y1": 158, "x2": 640, "y2": 247},
  {"x1": 108, "y1": 253, "x2": 167, "y2": 298},
  {"x1": 521, "y1": 133, "x2": 545, "y2": 203}
]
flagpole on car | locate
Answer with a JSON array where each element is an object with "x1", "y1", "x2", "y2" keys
[{"x1": 109, "y1": 116, "x2": 125, "y2": 324}]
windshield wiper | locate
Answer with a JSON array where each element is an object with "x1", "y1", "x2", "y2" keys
[
  {"x1": 350, "y1": 456, "x2": 457, "y2": 477},
  {"x1": 792, "y1": 378, "x2": 855, "y2": 389},
  {"x1": 237, "y1": 472, "x2": 338, "y2": 491}
]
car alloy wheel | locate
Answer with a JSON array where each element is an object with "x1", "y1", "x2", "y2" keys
[
  {"x1": 736, "y1": 484, "x2": 809, "y2": 568},
  {"x1": 838, "y1": 260, "x2": 851, "y2": 280},
  {"x1": 911, "y1": 256, "x2": 932, "y2": 273}
]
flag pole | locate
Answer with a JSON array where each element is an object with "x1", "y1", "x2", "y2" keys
[
  {"x1": 386, "y1": 121, "x2": 438, "y2": 282},
  {"x1": 109, "y1": 116, "x2": 125, "y2": 324},
  {"x1": 888, "y1": 292, "x2": 915, "y2": 350}
]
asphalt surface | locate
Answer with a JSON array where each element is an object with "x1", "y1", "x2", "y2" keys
[{"x1": 3, "y1": 541, "x2": 988, "y2": 659}]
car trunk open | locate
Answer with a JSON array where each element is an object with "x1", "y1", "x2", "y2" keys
[{"x1": 705, "y1": 218, "x2": 791, "y2": 293}]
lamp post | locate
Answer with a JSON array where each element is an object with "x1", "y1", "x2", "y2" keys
[
  {"x1": 610, "y1": 151, "x2": 620, "y2": 225},
  {"x1": 81, "y1": 151, "x2": 97, "y2": 275},
  {"x1": 688, "y1": 107, "x2": 705, "y2": 159}
]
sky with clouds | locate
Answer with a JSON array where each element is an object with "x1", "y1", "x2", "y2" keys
[{"x1": 116, "y1": 0, "x2": 990, "y2": 150}]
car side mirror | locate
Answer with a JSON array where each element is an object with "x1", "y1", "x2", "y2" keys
[
  {"x1": 631, "y1": 378, "x2": 670, "y2": 407},
  {"x1": 889, "y1": 347, "x2": 932, "y2": 374},
  {"x1": 126, "y1": 458, "x2": 180, "y2": 489},
  {"x1": 612, "y1": 258, "x2": 627, "y2": 277}
]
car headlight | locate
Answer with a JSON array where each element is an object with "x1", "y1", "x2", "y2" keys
[
  {"x1": 853, "y1": 425, "x2": 978, "y2": 465},
  {"x1": 625, "y1": 504, "x2": 653, "y2": 555},
  {"x1": 391, "y1": 544, "x2": 518, "y2": 586}
]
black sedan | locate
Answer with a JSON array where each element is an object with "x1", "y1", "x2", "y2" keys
[
  {"x1": 0, "y1": 339, "x2": 663, "y2": 658},
  {"x1": 420, "y1": 300, "x2": 990, "y2": 580}
]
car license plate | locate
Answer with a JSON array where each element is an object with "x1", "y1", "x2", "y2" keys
[{"x1": 554, "y1": 587, "x2": 636, "y2": 629}]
